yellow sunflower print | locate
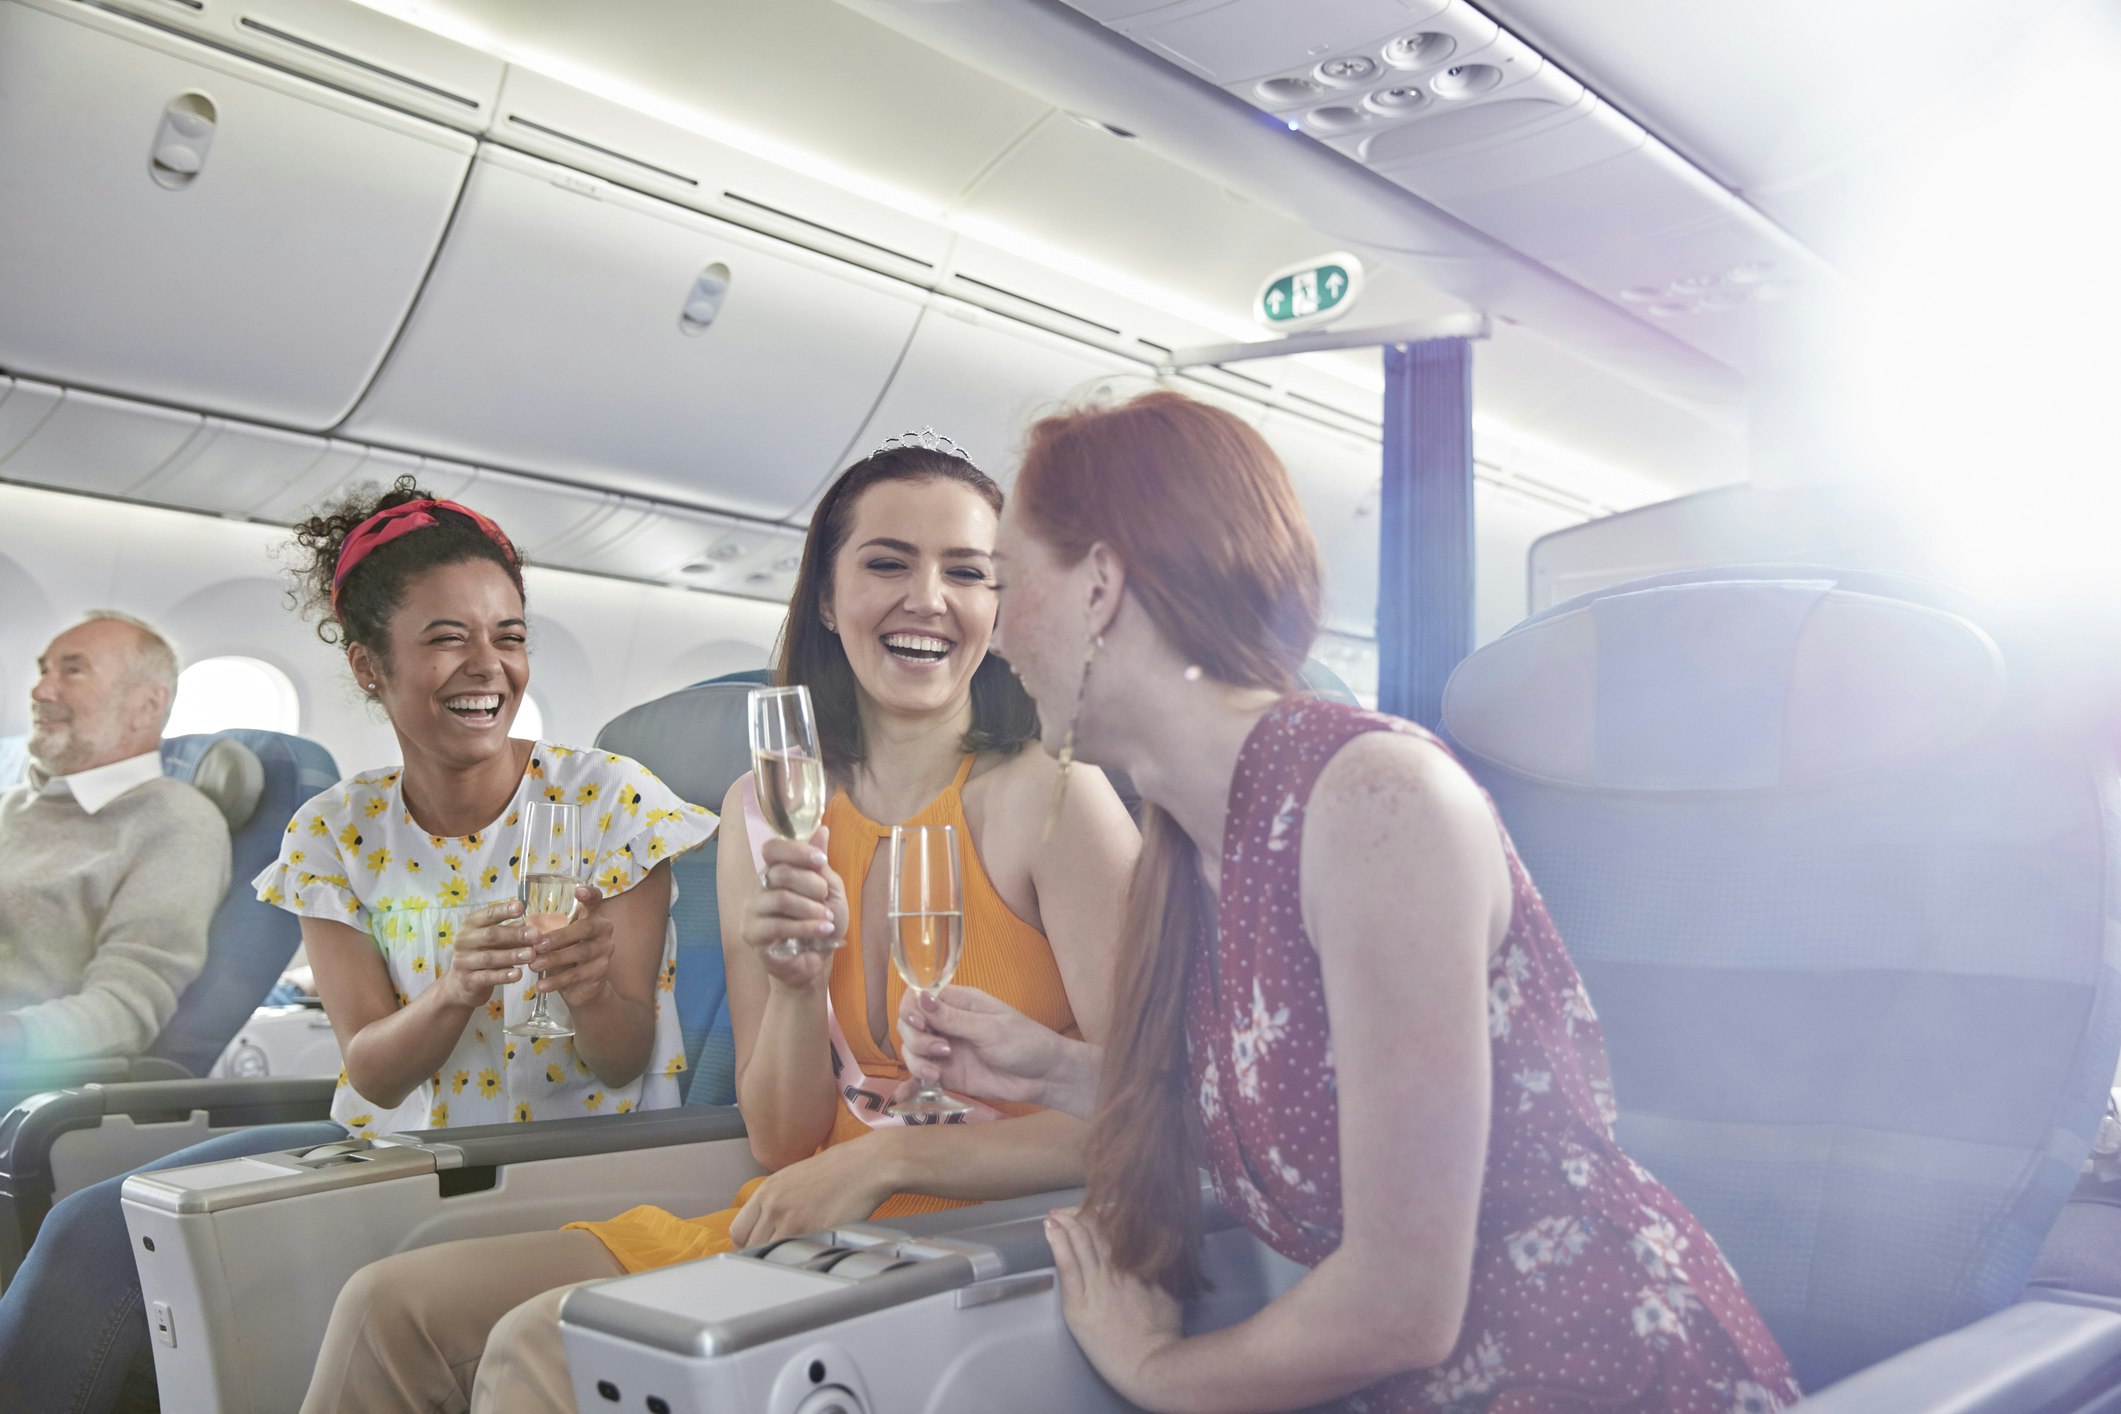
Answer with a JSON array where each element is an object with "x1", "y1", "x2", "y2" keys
[
  {"x1": 513, "y1": 1102, "x2": 533, "y2": 1123},
  {"x1": 478, "y1": 1069, "x2": 501, "y2": 1098},
  {"x1": 452, "y1": 1070, "x2": 469, "y2": 1094}
]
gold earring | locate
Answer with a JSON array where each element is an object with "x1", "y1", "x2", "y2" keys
[{"x1": 1042, "y1": 630, "x2": 1104, "y2": 842}]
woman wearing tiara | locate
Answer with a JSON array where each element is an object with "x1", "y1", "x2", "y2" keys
[
  {"x1": 300, "y1": 434, "x2": 1135, "y2": 1413},
  {"x1": 0, "y1": 482, "x2": 712, "y2": 1414}
]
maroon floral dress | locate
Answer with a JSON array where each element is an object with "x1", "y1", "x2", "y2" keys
[{"x1": 1186, "y1": 697, "x2": 1800, "y2": 1413}]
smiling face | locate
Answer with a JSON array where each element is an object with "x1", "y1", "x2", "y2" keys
[
  {"x1": 350, "y1": 559, "x2": 530, "y2": 771},
  {"x1": 28, "y1": 619, "x2": 169, "y2": 775},
  {"x1": 825, "y1": 478, "x2": 1000, "y2": 724}
]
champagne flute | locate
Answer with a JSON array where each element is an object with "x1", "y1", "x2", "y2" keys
[
  {"x1": 507, "y1": 800, "x2": 579, "y2": 1040},
  {"x1": 885, "y1": 823, "x2": 969, "y2": 1118},
  {"x1": 749, "y1": 685, "x2": 831, "y2": 961}
]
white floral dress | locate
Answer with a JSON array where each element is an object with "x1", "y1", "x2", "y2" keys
[
  {"x1": 1190, "y1": 698, "x2": 1800, "y2": 1413},
  {"x1": 255, "y1": 742, "x2": 716, "y2": 1136}
]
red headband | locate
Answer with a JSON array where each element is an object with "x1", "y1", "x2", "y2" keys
[{"x1": 330, "y1": 499, "x2": 518, "y2": 616}]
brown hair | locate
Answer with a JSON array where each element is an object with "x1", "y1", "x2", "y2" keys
[
  {"x1": 1014, "y1": 389, "x2": 1323, "y2": 1295},
  {"x1": 775, "y1": 446, "x2": 1038, "y2": 771},
  {"x1": 287, "y1": 474, "x2": 527, "y2": 668}
]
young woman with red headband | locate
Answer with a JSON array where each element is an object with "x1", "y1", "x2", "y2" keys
[
  {"x1": 892, "y1": 391, "x2": 1800, "y2": 1413},
  {"x1": 0, "y1": 478, "x2": 712, "y2": 1414}
]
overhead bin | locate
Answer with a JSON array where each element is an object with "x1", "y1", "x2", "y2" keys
[
  {"x1": 0, "y1": 0, "x2": 477, "y2": 429},
  {"x1": 340, "y1": 145, "x2": 928, "y2": 521},
  {"x1": 86, "y1": 0, "x2": 503, "y2": 133},
  {"x1": 490, "y1": 67, "x2": 949, "y2": 279}
]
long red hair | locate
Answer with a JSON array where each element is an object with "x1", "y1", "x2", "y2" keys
[{"x1": 1014, "y1": 390, "x2": 1323, "y2": 1294}]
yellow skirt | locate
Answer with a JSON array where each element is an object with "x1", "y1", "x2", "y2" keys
[{"x1": 568, "y1": 1180, "x2": 975, "y2": 1274}]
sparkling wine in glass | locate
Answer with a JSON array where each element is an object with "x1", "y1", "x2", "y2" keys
[
  {"x1": 749, "y1": 685, "x2": 831, "y2": 960},
  {"x1": 508, "y1": 800, "x2": 579, "y2": 1040},
  {"x1": 885, "y1": 823, "x2": 969, "y2": 1118}
]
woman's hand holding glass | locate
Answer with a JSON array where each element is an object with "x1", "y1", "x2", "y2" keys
[
  {"x1": 437, "y1": 899, "x2": 530, "y2": 1010},
  {"x1": 523, "y1": 883, "x2": 618, "y2": 1007},
  {"x1": 893, "y1": 985, "x2": 1075, "y2": 1110},
  {"x1": 742, "y1": 833, "x2": 848, "y2": 990}
]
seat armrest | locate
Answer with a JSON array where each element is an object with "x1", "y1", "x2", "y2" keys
[
  {"x1": 2, "y1": 1076, "x2": 336, "y2": 1161},
  {"x1": 1797, "y1": 1297, "x2": 2121, "y2": 1413},
  {"x1": 0, "y1": 1055, "x2": 192, "y2": 1109},
  {"x1": 383, "y1": 1104, "x2": 747, "y2": 1169}
]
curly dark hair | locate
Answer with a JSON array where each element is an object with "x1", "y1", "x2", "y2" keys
[{"x1": 286, "y1": 475, "x2": 527, "y2": 665}]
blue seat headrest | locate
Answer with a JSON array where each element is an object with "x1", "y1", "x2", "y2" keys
[
  {"x1": 1443, "y1": 578, "x2": 2006, "y2": 791},
  {"x1": 597, "y1": 682, "x2": 759, "y2": 817}
]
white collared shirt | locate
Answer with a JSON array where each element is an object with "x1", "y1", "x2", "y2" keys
[{"x1": 39, "y1": 750, "x2": 164, "y2": 816}]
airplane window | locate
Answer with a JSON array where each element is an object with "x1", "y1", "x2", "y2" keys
[
  {"x1": 163, "y1": 656, "x2": 301, "y2": 738},
  {"x1": 514, "y1": 692, "x2": 547, "y2": 742}
]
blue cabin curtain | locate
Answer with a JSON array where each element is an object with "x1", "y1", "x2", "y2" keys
[{"x1": 1378, "y1": 337, "x2": 1475, "y2": 728}]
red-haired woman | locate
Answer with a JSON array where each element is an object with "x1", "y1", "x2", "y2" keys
[{"x1": 898, "y1": 391, "x2": 1800, "y2": 1413}]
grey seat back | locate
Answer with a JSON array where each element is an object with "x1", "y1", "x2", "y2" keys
[{"x1": 1441, "y1": 566, "x2": 2121, "y2": 1388}]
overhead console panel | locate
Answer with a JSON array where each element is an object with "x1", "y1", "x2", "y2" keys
[
  {"x1": 338, "y1": 145, "x2": 927, "y2": 521},
  {"x1": 0, "y1": 0, "x2": 478, "y2": 429},
  {"x1": 1056, "y1": 0, "x2": 1833, "y2": 373}
]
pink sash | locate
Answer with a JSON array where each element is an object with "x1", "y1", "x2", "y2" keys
[{"x1": 740, "y1": 773, "x2": 999, "y2": 1128}]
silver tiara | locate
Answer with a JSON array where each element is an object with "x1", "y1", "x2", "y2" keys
[{"x1": 871, "y1": 426, "x2": 971, "y2": 460}]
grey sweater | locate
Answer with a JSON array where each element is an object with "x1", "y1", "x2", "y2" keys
[{"x1": 0, "y1": 776, "x2": 230, "y2": 1058}]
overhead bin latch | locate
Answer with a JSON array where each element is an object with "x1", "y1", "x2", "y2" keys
[
  {"x1": 149, "y1": 94, "x2": 217, "y2": 191},
  {"x1": 679, "y1": 263, "x2": 731, "y2": 337}
]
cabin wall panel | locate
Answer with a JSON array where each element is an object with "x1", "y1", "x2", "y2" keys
[{"x1": 0, "y1": 0, "x2": 476, "y2": 428}]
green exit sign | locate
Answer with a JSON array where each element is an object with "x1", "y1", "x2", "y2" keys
[{"x1": 1257, "y1": 254, "x2": 1363, "y2": 330}]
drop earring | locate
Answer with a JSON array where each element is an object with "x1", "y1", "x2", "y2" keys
[{"x1": 1042, "y1": 629, "x2": 1105, "y2": 842}]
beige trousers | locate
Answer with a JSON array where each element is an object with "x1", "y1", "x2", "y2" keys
[{"x1": 300, "y1": 1228, "x2": 623, "y2": 1414}]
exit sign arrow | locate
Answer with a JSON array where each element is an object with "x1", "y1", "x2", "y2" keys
[{"x1": 1256, "y1": 254, "x2": 1363, "y2": 331}]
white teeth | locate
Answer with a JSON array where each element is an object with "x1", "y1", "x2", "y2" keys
[
  {"x1": 446, "y1": 695, "x2": 501, "y2": 712},
  {"x1": 883, "y1": 634, "x2": 952, "y2": 655}
]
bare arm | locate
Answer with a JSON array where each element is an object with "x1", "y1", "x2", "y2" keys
[
  {"x1": 721, "y1": 776, "x2": 846, "y2": 1168},
  {"x1": 1059, "y1": 732, "x2": 1511, "y2": 1412},
  {"x1": 306, "y1": 901, "x2": 530, "y2": 1110}
]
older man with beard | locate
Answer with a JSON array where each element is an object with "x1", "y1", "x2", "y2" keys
[{"x1": 0, "y1": 612, "x2": 227, "y2": 1059}]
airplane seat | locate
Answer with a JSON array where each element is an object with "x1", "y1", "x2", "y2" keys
[
  {"x1": 0, "y1": 729, "x2": 341, "y2": 1281},
  {"x1": 1440, "y1": 565, "x2": 2121, "y2": 1403},
  {"x1": 623, "y1": 666, "x2": 771, "y2": 1104},
  {"x1": 149, "y1": 729, "x2": 341, "y2": 1078}
]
